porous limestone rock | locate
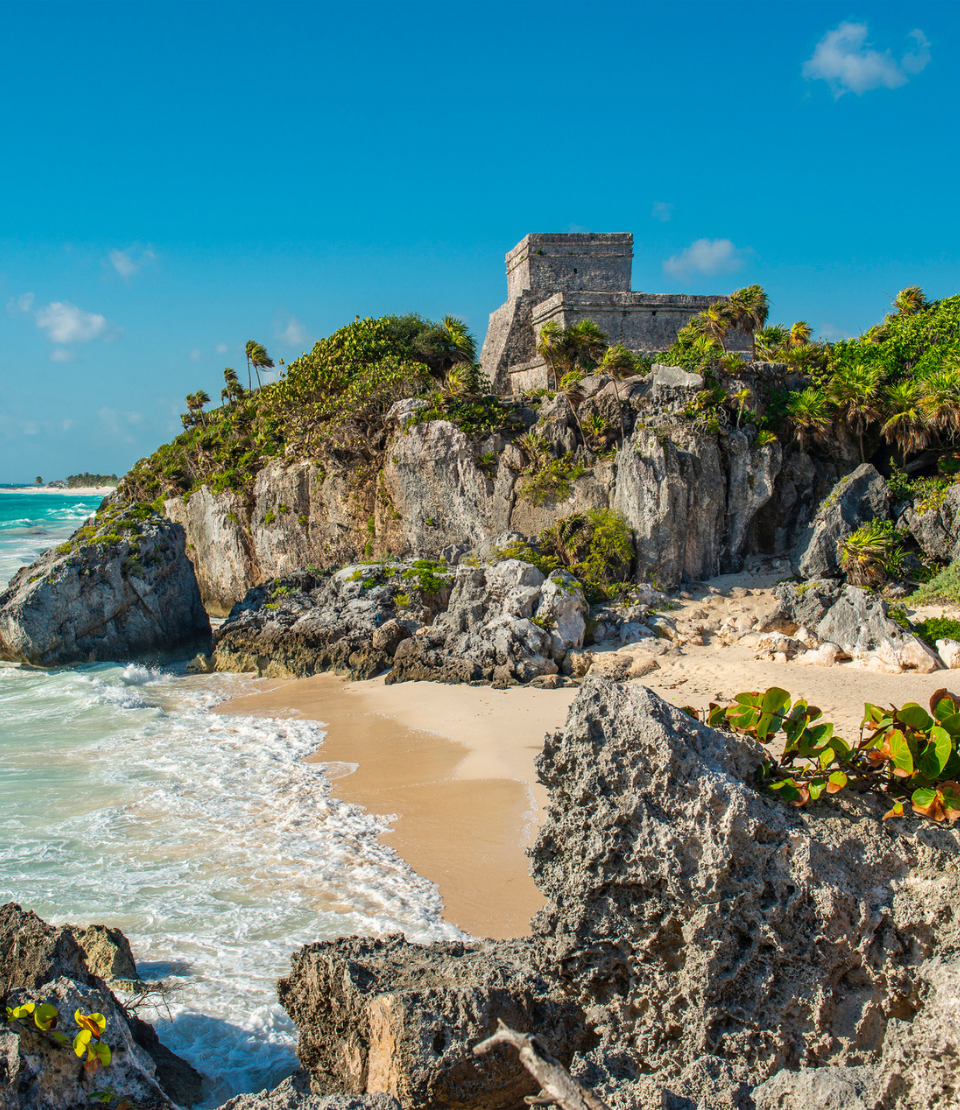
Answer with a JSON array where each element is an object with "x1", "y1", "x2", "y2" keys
[
  {"x1": 936, "y1": 637, "x2": 960, "y2": 668},
  {"x1": 873, "y1": 956, "x2": 960, "y2": 1109},
  {"x1": 0, "y1": 904, "x2": 202, "y2": 1106},
  {"x1": 613, "y1": 425, "x2": 726, "y2": 588},
  {"x1": 722, "y1": 431, "x2": 782, "y2": 571},
  {"x1": 3, "y1": 976, "x2": 177, "y2": 1110},
  {"x1": 772, "y1": 581, "x2": 942, "y2": 672},
  {"x1": 790, "y1": 464, "x2": 890, "y2": 580},
  {"x1": 904, "y1": 483, "x2": 960, "y2": 564},
  {"x1": 530, "y1": 679, "x2": 960, "y2": 1080},
  {"x1": 217, "y1": 1073, "x2": 400, "y2": 1110},
  {"x1": 276, "y1": 936, "x2": 589, "y2": 1110},
  {"x1": 65, "y1": 923, "x2": 139, "y2": 986},
  {"x1": 214, "y1": 562, "x2": 587, "y2": 686},
  {"x1": 752, "y1": 1065, "x2": 877, "y2": 1110},
  {"x1": 0, "y1": 506, "x2": 210, "y2": 667}
]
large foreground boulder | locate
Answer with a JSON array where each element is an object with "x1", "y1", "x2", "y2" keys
[
  {"x1": 791, "y1": 464, "x2": 890, "y2": 580},
  {"x1": 0, "y1": 903, "x2": 203, "y2": 1106},
  {"x1": 277, "y1": 936, "x2": 589, "y2": 1110},
  {"x1": 0, "y1": 504, "x2": 210, "y2": 666},
  {"x1": 276, "y1": 680, "x2": 960, "y2": 1109}
]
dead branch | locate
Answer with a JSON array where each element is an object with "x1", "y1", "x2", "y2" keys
[{"x1": 473, "y1": 1019, "x2": 611, "y2": 1110}]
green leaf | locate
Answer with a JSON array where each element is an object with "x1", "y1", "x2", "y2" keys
[
  {"x1": 888, "y1": 729, "x2": 915, "y2": 776},
  {"x1": 33, "y1": 1004, "x2": 57, "y2": 1032},
  {"x1": 941, "y1": 780, "x2": 960, "y2": 816},
  {"x1": 74, "y1": 1030, "x2": 92, "y2": 1058},
  {"x1": 756, "y1": 687, "x2": 790, "y2": 739},
  {"x1": 90, "y1": 1042, "x2": 111, "y2": 1066},
  {"x1": 808, "y1": 779, "x2": 827, "y2": 801},
  {"x1": 934, "y1": 705, "x2": 960, "y2": 732},
  {"x1": 897, "y1": 703, "x2": 933, "y2": 732},
  {"x1": 918, "y1": 726, "x2": 953, "y2": 779},
  {"x1": 826, "y1": 771, "x2": 848, "y2": 793}
]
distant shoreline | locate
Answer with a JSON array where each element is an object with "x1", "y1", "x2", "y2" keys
[{"x1": 0, "y1": 486, "x2": 116, "y2": 496}]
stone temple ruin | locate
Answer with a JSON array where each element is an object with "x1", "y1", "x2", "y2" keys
[{"x1": 479, "y1": 232, "x2": 746, "y2": 395}]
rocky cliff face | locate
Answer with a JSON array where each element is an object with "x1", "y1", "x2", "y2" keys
[
  {"x1": 276, "y1": 679, "x2": 960, "y2": 1109},
  {"x1": 168, "y1": 395, "x2": 786, "y2": 615},
  {"x1": 0, "y1": 504, "x2": 210, "y2": 666}
]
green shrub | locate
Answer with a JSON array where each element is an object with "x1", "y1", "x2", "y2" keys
[
  {"x1": 402, "y1": 559, "x2": 450, "y2": 594},
  {"x1": 263, "y1": 510, "x2": 276, "y2": 526},
  {"x1": 910, "y1": 560, "x2": 960, "y2": 606},
  {"x1": 518, "y1": 454, "x2": 587, "y2": 506},
  {"x1": 702, "y1": 686, "x2": 960, "y2": 821},
  {"x1": 838, "y1": 519, "x2": 910, "y2": 587},
  {"x1": 914, "y1": 616, "x2": 960, "y2": 646}
]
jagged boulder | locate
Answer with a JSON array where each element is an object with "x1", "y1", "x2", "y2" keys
[
  {"x1": 0, "y1": 505, "x2": 210, "y2": 666},
  {"x1": 214, "y1": 561, "x2": 586, "y2": 687},
  {"x1": 722, "y1": 430, "x2": 782, "y2": 571},
  {"x1": 904, "y1": 483, "x2": 960, "y2": 564},
  {"x1": 530, "y1": 679, "x2": 960, "y2": 1080},
  {"x1": 790, "y1": 464, "x2": 890, "y2": 579},
  {"x1": 752, "y1": 1066, "x2": 877, "y2": 1110},
  {"x1": 772, "y1": 581, "x2": 942, "y2": 672},
  {"x1": 0, "y1": 904, "x2": 203, "y2": 1106},
  {"x1": 276, "y1": 936, "x2": 589, "y2": 1110},
  {"x1": 217, "y1": 1073, "x2": 400, "y2": 1110}
]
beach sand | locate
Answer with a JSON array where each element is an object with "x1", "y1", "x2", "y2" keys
[
  {"x1": 0, "y1": 486, "x2": 116, "y2": 496},
  {"x1": 217, "y1": 674, "x2": 576, "y2": 939},
  {"x1": 215, "y1": 569, "x2": 960, "y2": 940}
]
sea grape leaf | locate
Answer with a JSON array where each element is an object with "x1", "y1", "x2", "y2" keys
[
  {"x1": 33, "y1": 1004, "x2": 57, "y2": 1032},
  {"x1": 888, "y1": 730, "x2": 914, "y2": 777},
  {"x1": 756, "y1": 687, "x2": 790, "y2": 739},
  {"x1": 826, "y1": 771, "x2": 848, "y2": 793},
  {"x1": 883, "y1": 800, "x2": 905, "y2": 820},
  {"x1": 918, "y1": 726, "x2": 952, "y2": 779},
  {"x1": 74, "y1": 1030, "x2": 92, "y2": 1058},
  {"x1": 74, "y1": 1010, "x2": 106, "y2": 1038},
  {"x1": 941, "y1": 780, "x2": 960, "y2": 819},
  {"x1": 807, "y1": 778, "x2": 827, "y2": 801},
  {"x1": 897, "y1": 703, "x2": 932, "y2": 732},
  {"x1": 7, "y1": 1003, "x2": 34, "y2": 1022}
]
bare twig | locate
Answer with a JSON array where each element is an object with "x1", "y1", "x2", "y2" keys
[{"x1": 473, "y1": 1020, "x2": 611, "y2": 1110}]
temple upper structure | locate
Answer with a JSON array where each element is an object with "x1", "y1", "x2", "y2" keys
[{"x1": 479, "y1": 232, "x2": 747, "y2": 395}]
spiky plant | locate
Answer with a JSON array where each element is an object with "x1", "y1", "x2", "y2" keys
[
  {"x1": 893, "y1": 286, "x2": 928, "y2": 317},
  {"x1": 882, "y1": 381, "x2": 931, "y2": 461},
  {"x1": 727, "y1": 284, "x2": 769, "y2": 358},
  {"x1": 754, "y1": 324, "x2": 789, "y2": 361},
  {"x1": 788, "y1": 320, "x2": 812, "y2": 347},
  {"x1": 921, "y1": 366, "x2": 960, "y2": 438},
  {"x1": 828, "y1": 363, "x2": 882, "y2": 461},
  {"x1": 786, "y1": 387, "x2": 831, "y2": 448}
]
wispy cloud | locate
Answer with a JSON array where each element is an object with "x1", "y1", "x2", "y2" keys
[
  {"x1": 107, "y1": 246, "x2": 156, "y2": 279},
  {"x1": 651, "y1": 202, "x2": 673, "y2": 223},
  {"x1": 6, "y1": 292, "x2": 34, "y2": 316},
  {"x1": 190, "y1": 348, "x2": 202, "y2": 361},
  {"x1": 50, "y1": 348, "x2": 76, "y2": 363},
  {"x1": 663, "y1": 238, "x2": 749, "y2": 283},
  {"x1": 35, "y1": 301, "x2": 120, "y2": 344},
  {"x1": 804, "y1": 23, "x2": 930, "y2": 98},
  {"x1": 215, "y1": 343, "x2": 229, "y2": 354},
  {"x1": 98, "y1": 407, "x2": 141, "y2": 442},
  {"x1": 277, "y1": 316, "x2": 311, "y2": 348}
]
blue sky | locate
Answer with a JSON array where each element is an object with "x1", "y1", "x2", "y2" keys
[{"x1": 1, "y1": 0, "x2": 958, "y2": 482}]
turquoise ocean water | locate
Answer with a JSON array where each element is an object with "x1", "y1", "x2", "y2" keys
[{"x1": 0, "y1": 489, "x2": 457, "y2": 1105}]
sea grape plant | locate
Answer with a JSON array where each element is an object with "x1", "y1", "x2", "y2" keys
[
  {"x1": 5, "y1": 1002, "x2": 112, "y2": 1075},
  {"x1": 700, "y1": 686, "x2": 960, "y2": 821}
]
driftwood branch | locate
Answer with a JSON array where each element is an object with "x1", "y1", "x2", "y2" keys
[{"x1": 473, "y1": 1020, "x2": 611, "y2": 1110}]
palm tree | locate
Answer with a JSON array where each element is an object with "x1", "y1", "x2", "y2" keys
[
  {"x1": 881, "y1": 381, "x2": 930, "y2": 462},
  {"x1": 245, "y1": 341, "x2": 275, "y2": 389},
  {"x1": 786, "y1": 387, "x2": 831, "y2": 449},
  {"x1": 599, "y1": 343, "x2": 639, "y2": 442},
  {"x1": 223, "y1": 367, "x2": 241, "y2": 405},
  {"x1": 727, "y1": 284, "x2": 769, "y2": 359},
  {"x1": 536, "y1": 319, "x2": 608, "y2": 390},
  {"x1": 701, "y1": 302, "x2": 735, "y2": 352},
  {"x1": 828, "y1": 364, "x2": 882, "y2": 461},
  {"x1": 754, "y1": 324, "x2": 788, "y2": 361},
  {"x1": 788, "y1": 320, "x2": 812, "y2": 347},
  {"x1": 893, "y1": 286, "x2": 928, "y2": 317},
  {"x1": 920, "y1": 367, "x2": 960, "y2": 438}
]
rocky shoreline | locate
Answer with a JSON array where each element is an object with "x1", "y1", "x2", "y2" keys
[{"x1": 4, "y1": 679, "x2": 956, "y2": 1109}]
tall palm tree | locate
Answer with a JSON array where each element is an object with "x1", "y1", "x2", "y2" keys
[
  {"x1": 598, "y1": 343, "x2": 638, "y2": 442},
  {"x1": 245, "y1": 341, "x2": 275, "y2": 389},
  {"x1": 828, "y1": 364, "x2": 882, "y2": 461},
  {"x1": 701, "y1": 302, "x2": 735, "y2": 352},
  {"x1": 893, "y1": 286, "x2": 928, "y2": 317},
  {"x1": 754, "y1": 324, "x2": 789, "y2": 361},
  {"x1": 536, "y1": 319, "x2": 608, "y2": 390},
  {"x1": 727, "y1": 284, "x2": 769, "y2": 359},
  {"x1": 882, "y1": 381, "x2": 930, "y2": 462}
]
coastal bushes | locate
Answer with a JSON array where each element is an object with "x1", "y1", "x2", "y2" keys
[{"x1": 704, "y1": 686, "x2": 960, "y2": 821}]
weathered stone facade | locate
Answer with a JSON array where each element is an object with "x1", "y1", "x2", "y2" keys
[{"x1": 479, "y1": 232, "x2": 749, "y2": 394}]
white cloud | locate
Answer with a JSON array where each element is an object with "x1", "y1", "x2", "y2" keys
[
  {"x1": 190, "y1": 348, "x2": 202, "y2": 361},
  {"x1": 651, "y1": 202, "x2": 673, "y2": 223},
  {"x1": 215, "y1": 343, "x2": 229, "y2": 354},
  {"x1": 663, "y1": 238, "x2": 748, "y2": 283},
  {"x1": 50, "y1": 348, "x2": 76, "y2": 363},
  {"x1": 108, "y1": 246, "x2": 156, "y2": 278},
  {"x1": 803, "y1": 23, "x2": 931, "y2": 97},
  {"x1": 34, "y1": 301, "x2": 120, "y2": 344},
  {"x1": 6, "y1": 292, "x2": 34, "y2": 316},
  {"x1": 278, "y1": 316, "x2": 310, "y2": 347}
]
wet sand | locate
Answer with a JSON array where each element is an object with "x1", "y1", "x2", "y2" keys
[{"x1": 216, "y1": 674, "x2": 576, "y2": 939}]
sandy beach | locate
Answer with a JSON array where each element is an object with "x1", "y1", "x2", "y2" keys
[
  {"x1": 216, "y1": 591, "x2": 960, "y2": 941},
  {"x1": 0, "y1": 486, "x2": 116, "y2": 496}
]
